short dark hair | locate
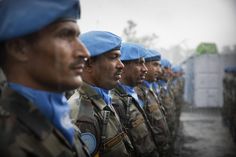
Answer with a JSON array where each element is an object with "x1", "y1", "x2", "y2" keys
[{"x1": 0, "y1": 31, "x2": 39, "y2": 69}]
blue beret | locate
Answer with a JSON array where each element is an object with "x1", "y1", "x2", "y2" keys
[
  {"x1": 172, "y1": 65, "x2": 182, "y2": 73},
  {"x1": 161, "y1": 59, "x2": 172, "y2": 68},
  {"x1": 79, "y1": 31, "x2": 121, "y2": 57},
  {"x1": 145, "y1": 49, "x2": 161, "y2": 62},
  {"x1": 120, "y1": 42, "x2": 147, "y2": 61},
  {"x1": 225, "y1": 66, "x2": 236, "y2": 74},
  {"x1": 0, "y1": 0, "x2": 81, "y2": 42},
  {"x1": 224, "y1": 67, "x2": 229, "y2": 73}
]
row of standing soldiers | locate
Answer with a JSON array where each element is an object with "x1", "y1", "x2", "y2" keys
[
  {"x1": 67, "y1": 32, "x2": 186, "y2": 157},
  {"x1": 222, "y1": 67, "x2": 236, "y2": 144},
  {"x1": 0, "y1": 2, "x2": 186, "y2": 155},
  {"x1": 0, "y1": 31, "x2": 186, "y2": 157}
]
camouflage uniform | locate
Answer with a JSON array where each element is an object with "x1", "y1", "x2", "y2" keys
[
  {"x1": 111, "y1": 84, "x2": 159, "y2": 157},
  {"x1": 159, "y1": 81, "x2": 176, "y2": 138},
  {"x1": 222, "y1": 72, "x2": 233, "y2": 126},
  {"x1": 223, "y1": 68, "x2": 236, "y2": 143},
  {"x1": 232, "y1": 71, "x2": 236, "y2": 143},
  {"x1": 135, "y1": 83, "x2": 170, "y2": 157},
  {"x1": 0, "y1": 88, "x2": 90, "y2": 157},
  {"x1": 68, "y1": 82, "x2": 133, "y2": 157},
  {"x1": 169, "y1": 77, "x2": 184, "y2": 131}
]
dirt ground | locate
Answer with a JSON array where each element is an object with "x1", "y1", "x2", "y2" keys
[{"x1": 174, "y1": 107, "x2": 236, "y2": 157}]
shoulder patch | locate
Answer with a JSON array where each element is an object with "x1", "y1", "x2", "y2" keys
[{"x1": 81, "y1": 132, "x2": 96, "y2": 154}]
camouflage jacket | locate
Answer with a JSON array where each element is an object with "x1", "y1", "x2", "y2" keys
[
  {"x1": 111, "y1": 84, "x2": 159, "y2": 157},
  {"x1": 0, "y1": 88, "x2": 90, "y2": 157},
  {"x1": 68, "y1": 82, "x2": 132, "y2": 157},
  {"x1": 135, "y1": 84, "x2": 170, "y2": 149}
]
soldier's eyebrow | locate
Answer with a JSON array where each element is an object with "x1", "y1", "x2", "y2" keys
[{"x1": 50, "y1": 22, "x2": 80, "y2": 36}]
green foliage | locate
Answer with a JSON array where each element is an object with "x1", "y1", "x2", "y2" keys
[{"x1": 196, "y1": 42, "x2": 218, "y2": 55}]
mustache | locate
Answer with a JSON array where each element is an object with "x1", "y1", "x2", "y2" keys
[{"x1": 69, "y1": 57, "x2": 88, "y2": 68}]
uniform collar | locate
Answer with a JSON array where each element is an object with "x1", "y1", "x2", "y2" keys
[
  {"x1": 0, "y1": 87, "x2": 72, "y2": 148},
  {"x1": 8, "y1": 82, "x2": 75, "y2": 145},
  {"x1": 91, "y1": 85, "x2": 111, "y2": 106},
  {"x1": 119, "y1": 83, "x2": 144, "y2": 108},
  {"x1": 143, "y1": 80, "x2": 153, "y2": 89},
  {"x1": 79, "y1": 82, "x2": 110, "y2": 111}
]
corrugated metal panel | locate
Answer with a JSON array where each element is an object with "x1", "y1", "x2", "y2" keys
[
  {"x1": 194, "y1": 89, "x2": 208, "y2": 107},
  {"x1": 207, "y1": 89, "x2": 220, "y2": 107},
  {"x1": 183, "y1": 52, "x2": 236, "y2": 107}
]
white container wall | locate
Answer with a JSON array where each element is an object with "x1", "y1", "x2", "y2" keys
[{"x1": 183, "y1": 52, "x2": 236, "y2": 107}]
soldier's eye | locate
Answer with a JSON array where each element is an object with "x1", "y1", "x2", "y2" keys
[{"x1": 58, "y1": 29, "x2": 76, "y2": 39}]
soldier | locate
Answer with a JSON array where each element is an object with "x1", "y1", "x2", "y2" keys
[
  {"x1": 231, "y1": 67, "x2": 236, "y2": 143},
  {"x1": 158, "y1": 59, "x2": 176, "y2": 136},
  {"x1": 135, "y1": 49, "x2": 170, "y2": 157},
  {"x1": 68, "y1": 31, "x2": 133, "y2": 157},
  {"x1": 222, "y1": 67, "x2": 233, "y2": 127},
  {"x1": 157, "y1": 59, "x2": 177, "y2": 156},
  {"x1": 0, "y1": 0, "x2": 91, "y2": 157},
  {"x1": 223, "y1": 67, "x2": 236, "y2": 143},
  {"x1": 110, "y1": 42, "x2": 159, "y2": 157},
  {"x1": 170, "y1": 65, "x2": 184, "y2": 130}
]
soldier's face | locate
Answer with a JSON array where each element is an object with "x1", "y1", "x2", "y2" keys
[
  {"x1": 145, "y1": 60, "x2": 161, "y2": 82},
  {"x1": 89, "y1": 50, "x2": 124, "y2": 90},
  {"x1": 161, "y1": 67, "x2": 172, "y2": 80},
  {"x1": 24, "y1": 21, "x2": 89, "y2": 92},
  {"x1": 122, "y1": 58, "x2": 148, "y2": 87}
]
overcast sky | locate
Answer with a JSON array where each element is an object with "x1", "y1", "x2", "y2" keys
[{"x1": 79, "y1": 0, "x2": 236, "y2": 51}]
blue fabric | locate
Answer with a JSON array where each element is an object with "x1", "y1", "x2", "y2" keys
[
  {"x1": 81, "y1": 132, "x2": 96, "y2": 154},
  {"x1": 79, "y1": 31, "x2": 121, "y2": 57},
  {"x1": 120, "y1": 42, "x2": 147, "y2": 61},
  {"x1": 152, "y1": 82, "x2": 161, "y2": 95},
  {"x1": 92, "y1": 86, "x2": 111, "y2": 105},
  {"x1": 119, "y1": 83, "x2": 144, "y2": 108},
  {"x1": 143, "y1": 80, "x2": 152, "y2": 90},
  {"x1": 8, "y1": 83, "x2": 75, "y2": 145},
  {"x1": 172, "y1": 65, "x2": 182, "y2": 73},
  {"x1": 158, "y1": 80, "x2": 168, "y2": 91},
  {"x1": 145, "y1": 49, "x2": 161, "y2": 61},
  {"x1": 224, "y1": 66, "x2": 236, "y2": 73},
  {"x1": 172, "y1": 78, "x2": 178, "y2": 86},
  {"x1": 161, "y1": 59, "x2": 172, "y2": 68},
  {"x1": 0, "y1": 0, "x2": 80, "y2": 41}
]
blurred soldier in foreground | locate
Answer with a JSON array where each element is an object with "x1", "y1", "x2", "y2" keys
[
  {"x1": 0, "y1": 0, "x2": 91, "y2": 156},
  {"x1": 68, "y1": 31, "x2": 133, "y2": 157},
  {"x1": 135, "y1": 49, "x2": 170, "y2": 157},
  {"x1": 111, "y1": 42, "x2": 159, "y2": 157}
]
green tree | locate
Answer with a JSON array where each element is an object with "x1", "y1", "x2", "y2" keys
[{"x1": 196, "y1": 42, "x2": 218, "y2": 55}]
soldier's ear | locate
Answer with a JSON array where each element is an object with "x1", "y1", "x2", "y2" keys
[{"x1": 5, "y1": 38, "x2": 30, "y2": 62}]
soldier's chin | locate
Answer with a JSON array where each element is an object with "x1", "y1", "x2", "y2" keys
[{"x1": 68, "y1": 76, "x2": 83, "y2": 90}]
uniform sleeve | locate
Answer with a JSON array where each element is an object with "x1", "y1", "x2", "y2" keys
[
  {"x1": 76, "y1": 114, "x2": 101, "y2": 156},
  {"x1": 69, "y1": 93, "x2": 101, "y2": 156},
  {"x1": 0, "y1": 115, "x2": 28, "y2": 157}
]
